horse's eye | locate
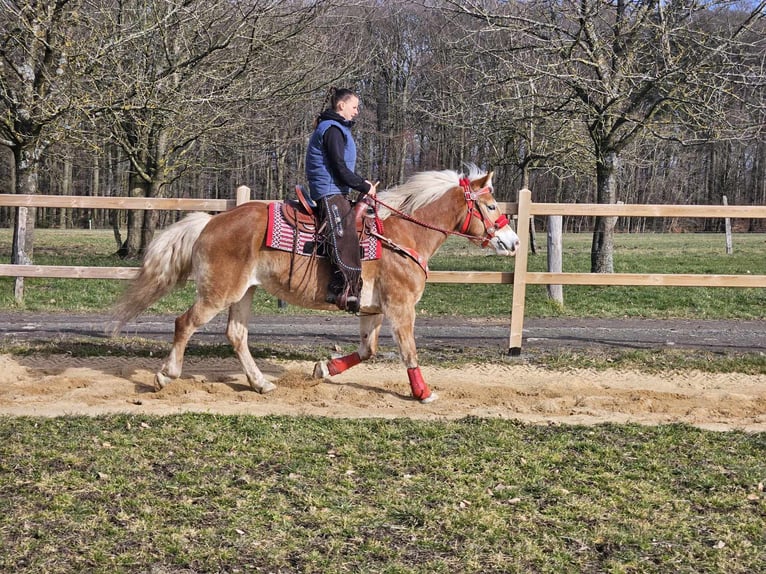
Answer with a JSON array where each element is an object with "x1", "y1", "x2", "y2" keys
[{"x1": 487, "y1": 204, "x2": 497, "y2": 211}]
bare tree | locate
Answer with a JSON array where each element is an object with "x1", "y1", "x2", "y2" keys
[
  {"x1": 82, "y1": 0, "x2": 334, "y2": 256},
  {"x1": 0, "y1": 0, "x2": 94, "y2": 296},
  {"x1": 230, "y1": 1, "x2": 371, "y2": 199},
  {"x1": 444, "y1": 0, "x2": 766, "y2": 271}
]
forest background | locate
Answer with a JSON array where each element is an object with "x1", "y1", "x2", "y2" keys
[{"x1": 1, "y1": 0, "x2": 764, "y2": 271}]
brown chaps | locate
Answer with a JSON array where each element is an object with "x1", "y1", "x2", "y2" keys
[{"x1": 318, "y1": 194, "x2": 362, "y2": 299}]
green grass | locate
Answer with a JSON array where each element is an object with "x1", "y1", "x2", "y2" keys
[
  {"x1": 1, "y1": 229, "x2": 764, "y2": 318},
  {"x1": 1, "y1": 414, "x2": 764, "y2": 573}
]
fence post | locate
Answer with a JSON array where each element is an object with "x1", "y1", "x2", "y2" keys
[
  {"x1": 12, "y1": 206, "x2": 30, "y2": 303},
  {"x1": 722, "y1": 195, "x2": 733, "y2": 255},
  {"x1": 546, "y1": 215, "x2": 564, "y2": 304},
  {"x1": 236, "y1": 185, "x2": 251, "y2": 206},
  {"x1": 509, "y1": 188, "x2": 532, "y2": 356}
]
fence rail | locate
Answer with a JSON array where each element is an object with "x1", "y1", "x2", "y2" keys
[
  {"x1": 2, "y1": 190, "x2": 765, "y2": 355},
  {"x1": 0, "y1": 194, "x2": 237, "y2": 212}
]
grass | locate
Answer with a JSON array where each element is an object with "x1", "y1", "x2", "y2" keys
[
  {"x1": 1, "y1": 414, "x2": 764, "y2": 573},
  {"x1": 427, "y1": 232, "x2": 766, "y2": 319},
  {"x1": 0, "y1": 229, "x2": 764, "y2": 319}
]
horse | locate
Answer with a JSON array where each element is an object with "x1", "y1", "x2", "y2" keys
[{"x1": 109, "y1": 165, "x2": 520, "y2": 403}]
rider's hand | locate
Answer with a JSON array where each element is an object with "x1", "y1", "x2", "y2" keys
[{"x1": 366, "y1": 180, "x2": 379, "y2": 197}]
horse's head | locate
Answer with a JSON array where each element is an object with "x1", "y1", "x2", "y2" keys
[{"x1": 458, "y1": 171, "x2": 520, "y2": 256}]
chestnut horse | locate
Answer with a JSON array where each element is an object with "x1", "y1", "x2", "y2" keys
[{"x1": 110, "y1": 166, "x2": 520, "y2": 403}]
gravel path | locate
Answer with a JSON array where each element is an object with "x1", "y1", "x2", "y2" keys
[{"x1": 1, "y1": 312, "x2": 764, "y2": 354}]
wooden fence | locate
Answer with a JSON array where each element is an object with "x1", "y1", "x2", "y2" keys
[
  {"x1": 509, "y1": 189, "x2": 766, "y2": 353},
  {"x1": 2, "y1": 187, "x2": 765, "y2": 354}
]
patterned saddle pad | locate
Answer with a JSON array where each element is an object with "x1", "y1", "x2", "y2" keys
[{"x1": 265, "y1": 201, "x2": 382, "y2": 260}]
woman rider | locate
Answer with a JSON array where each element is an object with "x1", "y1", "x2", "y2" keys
[{"x1": 305, "y1": 88, "x2": 376, "y2": 313}]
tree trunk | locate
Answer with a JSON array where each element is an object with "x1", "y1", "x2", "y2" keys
[
  {"x1": 60, "y1": 153, "x2": 73, "y2": 229},
  {"x1": 137, "y1": 127, "x2": 170, "y2": 252},
  {"x1": 276, "y1": 143, "x2": 287, "y2": 201},
  {"x1": 11, "y1": 146, "x2": 38, "y2": 262},
  {"x1": 90, "y1": 154, "x2": 99, "y2": 229},
  {"x1": 140, "y1": 205, "x2": 160, "y2": 253},
  {"x1": 376, "y1": 73, "x2": 391, "y2": 184},
  {"x1": 590, "y1": 150, "x2": 619, "y2": 273},
  {"x1": 120, "y1": 172, "x2": 147, "y2": 258}
]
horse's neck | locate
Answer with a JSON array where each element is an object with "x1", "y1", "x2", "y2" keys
[{"x1": 393, "y1": 190, "x2": 465, "y2": 260}]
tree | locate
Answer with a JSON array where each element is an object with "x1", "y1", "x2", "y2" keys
[
  {"x1": 0, "y1": 0, "x2": 92, "y2": 297},
  {"x1": 444, "y1": 0, "x2": 766, "y2": 271},
  {"x1": 83, "y1": 0, "x2": 334, "y2": 256}
]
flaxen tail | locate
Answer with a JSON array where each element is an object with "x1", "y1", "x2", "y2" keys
[{"x1": 108, "y1": 212, "x2": 213, "y2": 336}]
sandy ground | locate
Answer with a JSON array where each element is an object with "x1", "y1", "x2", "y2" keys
[{"x1": 1, "y1": 353, "x2": 765, "y2": 431}]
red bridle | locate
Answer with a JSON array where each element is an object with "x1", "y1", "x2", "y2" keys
[{"x1": 458, "y1": 178, "x2": 510, "y2": 247}]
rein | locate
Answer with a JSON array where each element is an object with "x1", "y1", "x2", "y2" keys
[
  {"x1": 366, "y1": 178, "x2": 511, "y2": 276},
  {"x1": 370, "y1": 178, "x2": 509, "y2": 246},
  {"x1": 371, "y1": 194, "x2": 480, "y2": 243}
]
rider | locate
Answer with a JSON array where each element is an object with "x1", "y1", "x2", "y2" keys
[{"x1": 305, "y1": 87, "x2": 376, "y2": 313}]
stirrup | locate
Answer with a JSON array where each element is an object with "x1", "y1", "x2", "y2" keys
[{"x1": 326, "y1": 290, "x2": 359, "y2": 313}]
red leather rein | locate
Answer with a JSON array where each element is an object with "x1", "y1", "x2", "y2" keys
[{"x1": 371, "y1": 178, "x2": 509, "y2": 247}]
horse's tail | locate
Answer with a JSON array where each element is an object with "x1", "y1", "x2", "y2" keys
[{"x1": 108, "y1": 212, "x2": 213, "y2": 336}]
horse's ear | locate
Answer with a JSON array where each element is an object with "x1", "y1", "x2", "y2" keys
[{"x1": 473, "y1": 171, "x2": 493, "y2": 189}]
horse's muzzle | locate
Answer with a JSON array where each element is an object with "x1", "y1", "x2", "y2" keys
[{"x1": 492, "y1": 229, "x2": 520, "y2": 256}]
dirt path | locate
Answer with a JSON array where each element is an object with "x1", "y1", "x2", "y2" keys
[
  {"x1": 2, "y1": 353, "x2": 765, "y2": 431},
  {"x1": 3, "y1": 312, "x2": 766, "y2": 353},
  {"x1": 2, "y1": 312, "x2": 764, "y2": 429}
]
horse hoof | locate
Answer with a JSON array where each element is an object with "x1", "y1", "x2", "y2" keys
[
  {"x1": 155, "y1": 372, "x2": 171, "y2": 390},
  {"x1": 420, "y1": 391, "x2": 438, "y2": 404},
  {"x1": 313, "y1": 361, "x2": 330, "y2": 379},
  {"x1": 256, "y1": 380, "x2": 277, "y2": 394}
]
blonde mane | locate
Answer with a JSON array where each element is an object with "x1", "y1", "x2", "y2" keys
[{"x1": 376, "y1": 164, "x2": 488, "y2": 220}]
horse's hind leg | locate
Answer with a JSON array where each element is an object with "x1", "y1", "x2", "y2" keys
[
  {"x1": 227, "y1": 288, "x2": 276, "y2": 394},
  {"x1": 313, "y1": 313, "x2": 384, "y2": 378},
  {"x1": 156, "y1": 299, "x2": 221, "y2": 389}
]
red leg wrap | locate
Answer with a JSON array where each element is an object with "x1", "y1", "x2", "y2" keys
[
  {"x1": 407, "y1": 367, "x2": 432, "y2": 401},
  {"x1": 327, "y1": 352, "x2": 361, "y2": 376}
]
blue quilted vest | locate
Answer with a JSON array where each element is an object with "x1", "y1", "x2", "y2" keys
[{"x1": 305, "y1": 119, "x2": 357, "y2": 201}]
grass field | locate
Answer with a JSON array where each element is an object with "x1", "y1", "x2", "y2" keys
[
  {"x1": 1, "y1": 228, "x2": 765, "y2": 573},
  {"x1": 1, "y1": 229, "x2": 764, "y2": 319},
  {"x1": 1, "y1": 415, "x2": 764, "y2": 573}
]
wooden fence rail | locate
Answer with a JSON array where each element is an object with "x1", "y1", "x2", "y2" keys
[{"x1": 2, "y1": 189, "x2": 765, "y2": 355}]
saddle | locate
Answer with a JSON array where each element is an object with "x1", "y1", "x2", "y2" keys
[
  {"x1": 282, "y1": 185, "x2": 374, "y2": 235},
  {"x1": 281, "y1": 185, "x2": 319, "y2": 234},
  {"x1": 265, "y1": 186, "x2": 383, "y2": 260}
]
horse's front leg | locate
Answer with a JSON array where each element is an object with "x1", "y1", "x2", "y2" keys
[
  {"x1": 313, "y1": 313, "x2": 384, "y2": 378},
  {"x1": 388, "y1": 307, "x2": 438, "y2": 404}
]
